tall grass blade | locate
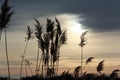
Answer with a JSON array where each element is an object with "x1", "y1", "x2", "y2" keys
[{"x1": 0, "y1": 0, "x2": 13, "y2": 80}]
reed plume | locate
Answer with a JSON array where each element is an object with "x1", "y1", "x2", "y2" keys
[
  {"x1": 96, "y1": 60, "x2": 105, "y2": 74},
  {"x1": 110, "y1": 69, "x2": 120, "y2": 79},
  {"x1": 86, "y1": 57, "x2": 94, "y2": 65},
  {"x1": 20, "y1": 26, "x2": 33, "y2": 80},
  {"x1": 79, "y1": 31, "x2": 88, "y2": 76},
  {"x1": 34, "y1": 18, "x2": 67, "y2": 77},
  {"x1": 74, "y1": 66, "x2": 81, "y2": 80},
  {"x1": 0, "y1": 0, "x2": 13, "y2": 79},
  {"x1": 34, "y1": 18, "x2": 43, "y2": 75}
]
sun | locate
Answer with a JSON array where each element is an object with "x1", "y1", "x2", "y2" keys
[
  {"x1": 70, "y1": 22, "x2": 85, "y2": 34},
  {"x1": 56, "y1": 13, "x2": 85, "y2": 35}
]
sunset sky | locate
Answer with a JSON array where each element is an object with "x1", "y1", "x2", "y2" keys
[{"x1": 0, "y1": 0, "x2": 120, "y2": 78}]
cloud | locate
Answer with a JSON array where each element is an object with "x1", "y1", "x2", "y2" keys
[
  {"x1": 56, "y1": 0, "x2": 120, "y2": 32},
  {"x1": 7, "y1": 0, "x2": 120, "y2": 32}
]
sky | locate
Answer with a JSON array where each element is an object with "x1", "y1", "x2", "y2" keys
[{"x1": 0, "y1": 0, "x2": 120, "y2": 78}]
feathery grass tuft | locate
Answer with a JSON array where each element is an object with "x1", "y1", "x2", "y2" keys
[
  {"x1": 0, "y1": 0, "x2": 13, "y2": 80},
  {"x1": 20, "y1": 26, "x2": 33, "y2": 80},
  {"x1": 86, "y1": 57, "x2": 94, "y2": 64},
  {"x1": 96, "y1": 60, "x2": 105, "y2": 73},
  {"x1": 74, "y1": 66, "x2": 81, "y2": 80},
  {"x1": 60, "y1": 30, "x2": 67, "y2": 44},
  {"x1": 25, "y1": 26, "x2": 34, "y2": 41},
  {"x1": 0, "y1": 0, "x2": 14, "y2": 40},
  {"x1": 110, "y1": 69, "x2": 120, "y2": 79},
  {"x1": 79, "y1": 31, "x2": 88, "y2": 76},
  {"x1": 55, "y1": 17, "x2": 62, "y2": 35},
  {"x1": 79, "y1": 31, "x2": 88, "y2": 47},
  {"x1": 46, "y1": 18, "x2": 54, "y2": 33}
]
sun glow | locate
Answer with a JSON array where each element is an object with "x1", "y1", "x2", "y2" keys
[
  {"x1": 55, "y1": 14, "x2": 85, "y2": 34},
  {"x1": 70, "y1": 21, "x2": 85, "y2": 34}
]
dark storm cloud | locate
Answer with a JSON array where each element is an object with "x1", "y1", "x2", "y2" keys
[
  {"x1": 54, "y1": 0, "x2": 120, "y2": 32},
  {"x1": 1, "y1": 0, "x2": 120, "y2": 32}
]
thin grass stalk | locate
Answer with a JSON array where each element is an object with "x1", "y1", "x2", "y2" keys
[
  {"x1": 35, "y1": 46, "x2": 39, "y2": 75},
  {"x1": 34, "y1": 18, "x2": 43, "y2": 75},
  {"x1": 56, "y1": 47, "x2": 60, "y2": 75},
  {"x1": 25, "y1": 64, "x2": 27, "y2": 77},
  {"x1": 20, "y1": 40, "x2": 29, "y2": 80},
  {"x1": 82, "y1": 63, "x2": 87, "y2": 73},
  {"x1": 50, "y1": 49, "x2": 52, "y2": 69},
  {"x1": 41, "y1": 59, "x2": 44, "y2": 77},
  {"x1": 28, "y1": 64, "x2": 33, "y2": 76},
  {"x1": 37, "y1": 53, "x2": 43, "y2": 74},
  {"x1": 5, "y1": 27, "x2": 10, "y2": 80},
  {"x1": 45, "y1": 48, "x2": 50, "y2": 77},
  {"x1": 43, "y1": 54, "x2": 47, "y2": 77},
  {"x1": 50, "y1": 40, "x2": 53, "y2": 73},
  {"x1": 81, "y1": 46, "x2": 83, "y2": 76},
  {"x1": 56, "y1": 30, "x2": 67, "y2": 75},
  {"x1": 0, "y1": 31, "x2": 2, "y2": 41},
  {"x1": 41, "y1": 51, "x2": 45, "y2": 77},
  {"x1": 38, "y1": 51, "x2": 45, "y2": 77},
  {"x1": 24, "y1": 59, "x2": 33, "y2": 77},
  {"x1": 45, "y1": 50, "x2": 49, "y2": 77},
  {"x1": 79, "y1": 31, "x2": 88, "y2": 77},
  {"x1": 0, "y1": 0, "x2": 14, "y2": 79}
]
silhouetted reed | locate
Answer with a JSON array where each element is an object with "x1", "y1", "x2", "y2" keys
[
  {"x1": 0, "y1": 1, "x2": 119, "y2": 79},
  {"x1": 85, "y1": 57, "x2": 94, "y2": 65},
  {"x1": 34, "y1": 18, "x2": 43, "y2": 75},
  {"x1": 79, "y1": 31, "x2": 88, "y2": 76},
  {"x1": 0, "y1": 0, "x2": 13, "y2": 80},
  {"x1": 20, "y1": 26, "x2": 33, "y2": 80},
  {"x1": 33, "y1": 18, "x2": 67, "y2": 78},
  {"x1": 96, "y1": 60, "x2": 105, "y2": 74},
  {"x1": 110, "y1": 69, "x2": 120, "y2": 80},
  {"x1": 73, "y1": 66, "x2": 81, "y2": 80},
  {"x1": 24, "y1": 59, "x2": 33, "y2": 76}
]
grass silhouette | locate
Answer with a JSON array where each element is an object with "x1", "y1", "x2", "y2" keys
[
  {"x1": 96, "y1": 60, "x2": 105, "y2": 74},
  {"x1": 0, "y1": 0, "x2": 14, "y2": 80},
  {"x1": 79, "y1": 31, "x2": 88, "y2": 76},
  {"x1": 0, "y1": 0, "x2": 120, "y2": 80},
  {"x1": 20, "y1": 26, "x2": 34, "y2": 80},
  {"x1": 33, "y1": 18, "x2": 67, "y2": 78}
]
